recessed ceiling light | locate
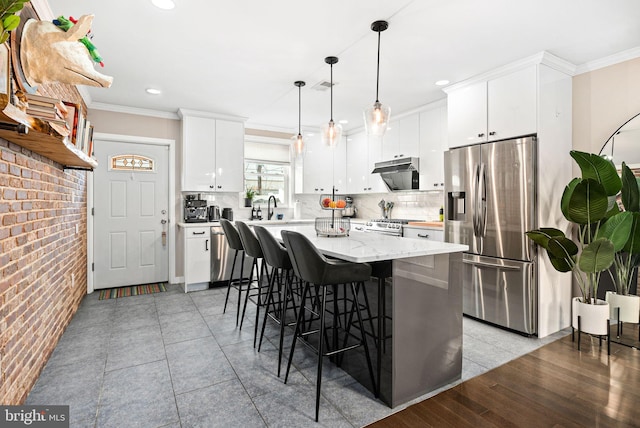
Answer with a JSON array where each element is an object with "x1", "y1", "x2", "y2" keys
[
  {"x1": 151, "y1": 0, "x2": 175, "y2": 10},
  {"x1": 307, "y1": 133, "x2": 315, "y2": 137},
  {"x1": 339, "y1": 119, "x2": 349, "y2": 124},
  {"x1": 146, "y1": 88, "x2": 162, "y2": 95},
  {"x1": 435, "y1": 80, "x2": 450, "y2": 86}
]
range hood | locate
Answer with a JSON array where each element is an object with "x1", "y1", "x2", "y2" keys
[{"x1": 372, "y1": 157, "x2": 420, "y2": 191}]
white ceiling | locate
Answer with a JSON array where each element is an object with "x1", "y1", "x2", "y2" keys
[{"x1": 46, "y1": 0, "x2": 640, "y2": 134}]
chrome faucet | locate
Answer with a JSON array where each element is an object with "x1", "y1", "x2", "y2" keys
[{"x1": 267, "y1": 195, "x2": 277, "y2": 220}]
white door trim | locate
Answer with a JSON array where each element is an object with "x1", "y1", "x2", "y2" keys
[{"x1": 87, "y1": 133, "x2": 177, "y2": 293}]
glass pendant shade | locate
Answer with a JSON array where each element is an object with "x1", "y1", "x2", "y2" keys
[
  {"x1": 364, "y1": 101, "x2": 391, "y2": 136},
  {"x1": 291, "y1": 133, "x2": 306, "y2": 159},
  {"x1": 291, "y1": 80, "x2": 306, "y2": 159},
  {"x1": 364, "y1": 20, "x2": 390, "y2": 137},
  {"x1": 322, "y1": 120, "x2": 342, "y2": 148}
]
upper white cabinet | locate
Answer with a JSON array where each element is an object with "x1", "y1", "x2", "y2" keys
[
  {"x1": 346, "y1": 131, "x2": 386, "y2": 194},
  {"x1": 301, "y1": 134, "x2": 347, "y2": 193},
  {"x1": 446, "y1": 65, "x2": 537, "y2": 148},
  {"x1": 418, "y1": 103, "x2": 448, "y2": 190},
  {"x1": 180, "y1": 110, "x2": 245, "y2": 192},
  {"x1": 382, "y1": 114, "x2": 420, "y2": 159},
  {"x1": 214, "y1": 120, "x2": 244, "y2": 191}
]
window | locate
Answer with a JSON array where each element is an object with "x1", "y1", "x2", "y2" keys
[
  {"x1": 110, "y1": 154, "x2": 154, "y2": 171},
  {"x1": 244, "y1": 160, "x2": 289, "y2": 206}
]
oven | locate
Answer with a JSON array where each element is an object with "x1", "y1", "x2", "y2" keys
[{"x1": 356, "y1": 219, "x2": 419, "y2": 237}]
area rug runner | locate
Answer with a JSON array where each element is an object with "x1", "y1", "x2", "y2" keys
[{"x1": 99, "y1": 283, "x2": 168, "y2": 300}]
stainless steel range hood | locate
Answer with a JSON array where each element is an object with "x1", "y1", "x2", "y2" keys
[{"x1": 372, "y1": 157, "x2": 420, "y2": 191}]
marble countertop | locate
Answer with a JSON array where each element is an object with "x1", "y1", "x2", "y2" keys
[{"x1": 262, "y1": 225, "x2": 467, "y2": 263}]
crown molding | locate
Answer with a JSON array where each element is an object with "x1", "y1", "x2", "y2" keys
[
  {"x1": 90, "y1": 102, "x2": 180, "y2": 120},
  {"x1": 574, "y1": 46, "x2": 640, "y2": 75},
  {"x1": 443, "y1": 51, "x2": 577, "y2": 94},
  {"x1": 177, "y1": 108, "x2": 247, "y2": 122}
]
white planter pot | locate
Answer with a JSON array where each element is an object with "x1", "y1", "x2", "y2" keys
[
  {"x1": 605, "y1": 291, "x2": 640, "y2": 324},
  {"x1": 572, "y1": 297, "x2": 610, "y2": 335}
]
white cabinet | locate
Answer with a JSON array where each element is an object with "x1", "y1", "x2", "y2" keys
[
  {"x1": 382, "y1": 114, "x2": 420, "y2": 160},
  {"x1": 402, "y1": 226, "x2": 444, "y2": 242},
  {"x1": 446, "y1": 65, "x2": 537, "y2": 148},
  {"x1": 346, "y1": 131, "x2": 386, "y2": 194},
  {"x1": 180, "y1": 110, "x2": 245, "y2": 192},
  {"x1": 214, "y1": 120, "x2": 244, "y2": 191},
  {"x1": 182, "y1": 226, "x2": 211, "y2": 292},
  {"x1": 302, "y1": 134, "x2": 347, "y2": 193},
  {"x1": 418, "y1": 103, "x2": 448, "y2": 190}
]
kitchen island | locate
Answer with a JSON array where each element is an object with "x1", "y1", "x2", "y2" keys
[{"x1": 262, "y1": 224, "x2": 468, "y2": 408}]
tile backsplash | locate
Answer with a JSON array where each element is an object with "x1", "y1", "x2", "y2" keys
[{"x1": 186, "y1": 191, "x2": 444, "y2": 222}]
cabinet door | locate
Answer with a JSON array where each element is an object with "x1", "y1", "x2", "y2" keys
[
  {"x1": 419, "y1": 105, "x2": 447, "y2": 190},
  {"x1": 367, "y1": 135, "x2": 387, "y2": 192},
  {"x1": 182, "y1": 116, "x2": 216, "y2": 191},
  {"x1": 215, "y1": 120, "x2": 244, "y2": 192},
  {"x1": 332, "y1": 137, "x2": 347, "y2": 193},
  {"x1": 303, "y1": 134, "x2": 331, "y2": 193},
  {"x1": 488, "y1": 65, "x2": 537, "y2": 141},
  {"x1": 398, "y1": 114, "x2": 420, "y2": 158},
  {"x1": 447, "y1": 81, "x2": 487, "y2": 148},
  {"x1": 346, "y1": 132, "x2": 369, "y2": 194},
  {"x1": 185, "y1": 231, "x2": 210, "y2": 285},
  {"x1": 381, "y1": 119, "x2": 400, "y2": 160}
]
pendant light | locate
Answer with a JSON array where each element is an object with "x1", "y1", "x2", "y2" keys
[
  {"x1": 321, "y1": 56, "x2": 342, "y2": 148},
  {"x1": 363, "y1": 20, "x2": 391, "y2": 136},
  {"x1": 291, "y1": 81, "x2": 306, "y2": 159}
]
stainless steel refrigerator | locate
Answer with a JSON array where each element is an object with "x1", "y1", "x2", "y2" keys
[{"x1": 444, "y1": 136, "x2": 537, "y2": 335}]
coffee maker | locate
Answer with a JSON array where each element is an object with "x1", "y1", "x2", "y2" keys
[
  {"x1": 184, "y1": 194, "x2": 207, "y2": 222},
  {"x1": 341, "y1": 196, "x2": 357, "y2": 217}
]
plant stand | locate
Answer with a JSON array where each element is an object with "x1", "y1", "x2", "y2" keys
[
  {"x1": 571, "y1": 297, "x2": 610, "y2": 355},
  {"x1": 606, "y1": 291, "x2": 640, "y2": 345}
]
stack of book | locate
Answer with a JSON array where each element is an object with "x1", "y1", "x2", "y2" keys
[{"x1": 25, "y1": 93, "x2": 69, "y2": 128}]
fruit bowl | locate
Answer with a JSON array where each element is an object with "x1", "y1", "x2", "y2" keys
[
  {"x1": 315, "y1": 217, "x2": 350, "y2": 237},
  {"x1": 319, "y1": 194, "x2": 348, "y2": 210}
]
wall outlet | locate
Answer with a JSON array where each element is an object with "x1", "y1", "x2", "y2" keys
[
  {"x1": 75, "y1": 224, "x2": 79, "y2": 234},
  {"x1": 71, "y1": 273, "x2": 75, "y2": 288}
]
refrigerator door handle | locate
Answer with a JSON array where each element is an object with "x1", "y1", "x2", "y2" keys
[
  {"x1": 462, "y1": 258, "x2": 522, "y2": 271},
  {"x1": 479, "y1": 162, "x2": 487, "y2": 237},
  {"x1": 472, "y1": 163, "x2": 480, "y2": 236}
]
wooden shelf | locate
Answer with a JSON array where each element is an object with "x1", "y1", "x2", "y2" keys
[{"x1": 0, "y1": 96, "x2": 97, "y2": 170}]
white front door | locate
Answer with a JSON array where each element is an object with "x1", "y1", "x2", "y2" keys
[{"x1": 93, "y1": 140, "x2": 169, "y2": 289}]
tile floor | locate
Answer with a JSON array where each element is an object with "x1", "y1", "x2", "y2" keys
[{"x1": 26, "y1": 284, "x2": 569, "y2": 427}]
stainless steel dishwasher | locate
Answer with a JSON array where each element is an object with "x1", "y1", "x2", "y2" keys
[{"x1": 210, "y1": 223, "x2": 252, "y2": 286}]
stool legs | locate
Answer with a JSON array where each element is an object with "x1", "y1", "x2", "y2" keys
[{"x1": 222, "y1": 248, "x2": 238, "y2": 314}]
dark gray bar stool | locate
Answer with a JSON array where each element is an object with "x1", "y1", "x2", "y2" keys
[
  {"x1": 282, "y1": 230, "x2": 376, "y2": 422},
  {"x1": 253, "y1": 225, "x2": 299, "y2": 377},
  {"x1": 219, "y1": 219, "x2": 246, "y2": 326},
  {"x1": 236, "y1": 221, "x2": 270, "y2": 347}
]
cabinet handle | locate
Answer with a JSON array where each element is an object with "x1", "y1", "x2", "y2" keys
[
  {"x1": 368, "y1": 187, "x2": 372, "y2": 191},
  {"x1": 489, "y1": 131, "x2": 496, "y2": 136},
  {"x1": 205, "y1": 239, "x2": 209, "y2": 251},
  {"x1": 209, "y1": 185, "x2": 214, "y2": 188},
  {"x1": 217, "y1": 185, "x2": 222, "y2": 189},
  {"x1": 417, "y1": 234, "x2": 430, "y2": 239},
  {"x1": 478, "y1": 133, "x2": 485, "y2": 138},
  {"x1": 399, "y1": 154, "x2": 404, "y2": 157},
  {"x1": 320, "y1": 188, "x2": 324, "y2": 191},
  {"x1": 315, "y1": 188, "x2": 319, "y2": 191},
  {"x1": 192, "y1": 231, "x2": 206, "y2": 235},
  {"x1": 364, "y1": 187, "x2": 367, "y2": 191}
]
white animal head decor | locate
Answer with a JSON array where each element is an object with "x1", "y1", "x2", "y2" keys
[{"x1": 20, "y1": 15, "x2": 113, "y2": 88}]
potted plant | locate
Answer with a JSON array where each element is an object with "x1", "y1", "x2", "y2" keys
[
  {"x1": 0, "y1": 0, "x2": 29, "y2": 44},
  {"x1": 244, "y1": 186, "x2": 255, "y2": 207},
  {"x1": 526, "y1": 151, "x2": 628, "y2": 340},
  {"x1": 605, "y1": 162, "x2": 640, "y2": 325}
]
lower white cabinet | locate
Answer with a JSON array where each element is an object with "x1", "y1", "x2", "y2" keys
[
  {"x1": 183, "y1": 226, "x2": 211, "y2": 292},
  {"x1": 402, "y1": 226, "x2": 444, "y2": 242}
]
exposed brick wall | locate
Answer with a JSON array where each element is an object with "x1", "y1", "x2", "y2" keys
[
  {"x1": 0, "y1": 1, "x2": 89, "y2": 401},
  {"x1": 0, "y1": 138, "x2": 88, "y2": 405}
]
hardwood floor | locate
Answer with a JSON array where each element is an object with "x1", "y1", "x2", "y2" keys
[{"x1": 368, "y1": 327, "x2": 640, "y2": 427}]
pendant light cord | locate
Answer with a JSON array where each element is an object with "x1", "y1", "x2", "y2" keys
[
  {"x1": 298, "y1": 85, "x2": 302, "y2": 135},
  {"x1": 330, "y1": 63, "x2": 334, "y2": 121},
  {"x1": 375, "y1": 30, "x2": 381, "y2": 103}
]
